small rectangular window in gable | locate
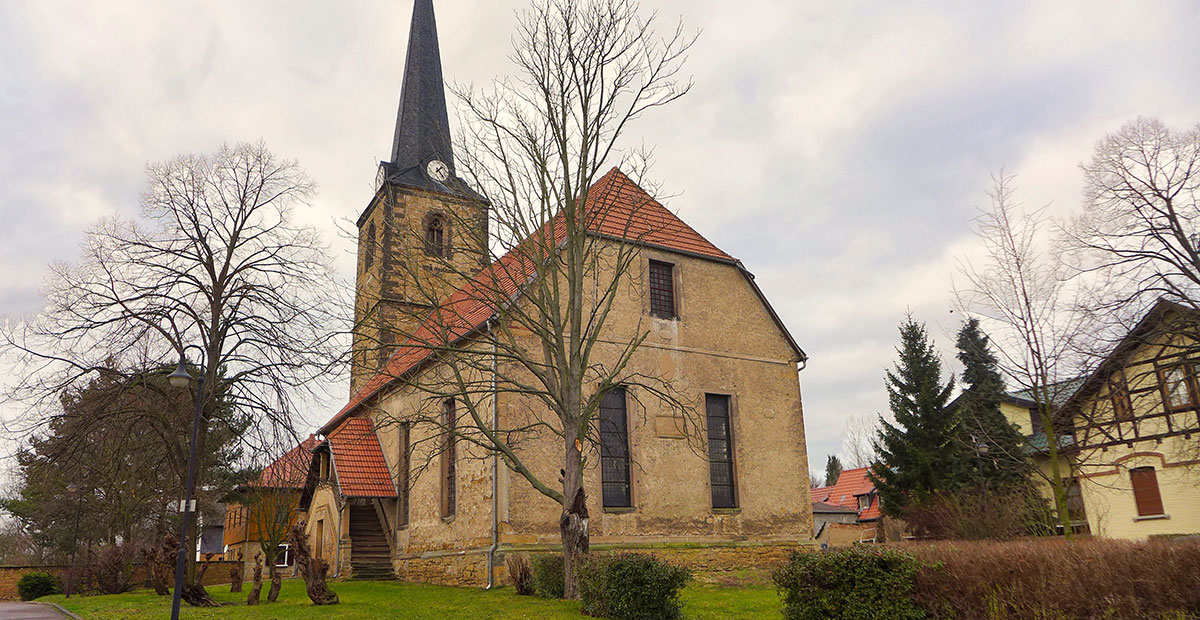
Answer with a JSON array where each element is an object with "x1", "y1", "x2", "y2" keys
[
  {"x1": 1130, "y1": 466, "x2": 1165, "y2": 517},
  {"x1": 599, "y1": 387, "x2": 632, "y2": 508},
  {"x1": 1159, "y1": 364, "x2": 1195, "y2": 411},
  {"x1": 648, "y1": 260, "x2": 677, "y2": 319}
]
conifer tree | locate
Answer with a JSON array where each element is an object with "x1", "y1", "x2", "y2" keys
[
  {"x1": 870, "y1": 317, "x2": 959, "y2": 517},
  {"x1": 824, "y1": 455, "x2": 843, "y2": 487},
  {"x1": 954, "y1": 318, "x2": 1031, "y2": 488}
]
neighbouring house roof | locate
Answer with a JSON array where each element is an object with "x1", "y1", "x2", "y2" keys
[
  {"x1": 320, "y1": 167, "x2": 806, "y2": 436},
  {"x1": 247, "y1": 435, "x2": 320, "y2": 491},
  {"x1": 811, "y1": 467, "x2": 882, "y2": 522},
  {"x1": 1005, "y1": 376, "x2": 1088, "y2": 411},
  {"x1": 812, "y1": 500, "x2": 858, "y2": 515},
  {"x1": 325, "y1": 417, "x2": 397, "y2": 499}
]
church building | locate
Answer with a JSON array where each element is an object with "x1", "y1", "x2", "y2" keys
[{"x1": 299, "y1": 0, "x2": 814, "y2": 586}]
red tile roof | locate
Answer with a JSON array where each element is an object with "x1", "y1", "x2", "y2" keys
[
  {"x1": 811, "y1": 467, "x2": 882, "y2": 521},
  {"x1": 320, "y1": 168, "x2": 742, "y2": 434},
  {"x1": 327, "y1": 417, "x2": 396, "y2": 498},
  {"x1": 248, "y1": 435, "x2": 319, "y2": 490}
]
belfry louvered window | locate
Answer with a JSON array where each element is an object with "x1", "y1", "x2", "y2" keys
[
  {"x1": 648, "y1": 260, "x2": 677, "y2": 319},
  {"x1": 706, "y1": 394, "x2": 737, "y2": 509},
  {"x1": 599, "y1": 387, "x2": 632, "y2": 508}
]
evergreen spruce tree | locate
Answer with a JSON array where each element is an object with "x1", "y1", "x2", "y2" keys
[
  {"x1": 824, "y1": 455, "x2": 844, "y2": 487},
  {"x1": 870, "y1": 317, "x2": 959, "y2": 517},
  {"x1": 955, "y1": 318, "x2": 1031, "y2": 488}
]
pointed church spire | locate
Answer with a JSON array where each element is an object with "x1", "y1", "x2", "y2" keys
[{"x1": 390, "y1": 0, "x2": 454, "y2": 178}]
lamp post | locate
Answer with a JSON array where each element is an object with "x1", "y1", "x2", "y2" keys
[
  {"x1": 168, "y1": 352, "x2": 205, "y2": 620},
  {"x1": 64, "y1": 482, "x2": 82, "y2": 598}
]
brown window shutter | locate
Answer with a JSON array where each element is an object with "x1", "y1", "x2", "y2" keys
[{"x1": 1130, "y1": 467, "x2": 1165, "y2": 516}]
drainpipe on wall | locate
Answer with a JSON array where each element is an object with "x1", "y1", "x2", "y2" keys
[
  {"x1": 486, "y1": 320, "x2": 500, "y2": 589},
  {"x1": 332, "y1": 496, "x2": 345, "y2": 579}
]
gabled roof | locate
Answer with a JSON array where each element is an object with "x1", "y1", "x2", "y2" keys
[
  {"x1": 325, "y1": 418, "x2": 397, "y2": 498},
  {"x1": 322, "y1": 168, "x2": 805, "y2": 434},
  {"x1": 247, "y1": 435, "x2": 319, "y2": 490},
  {"x1": 1057, "y1": 299, "x2": 1196, "y2": 415},
  {"x1": 811, "y1": 467, "x2": 882, "y2": 522}
]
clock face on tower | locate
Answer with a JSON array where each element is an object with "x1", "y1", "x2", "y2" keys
[{"x1": 427, "y1": 160, "x2": 450, "y2": 183}]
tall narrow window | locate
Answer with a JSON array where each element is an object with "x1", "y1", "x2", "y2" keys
[
  {"x1": 398, "y1": 423, "x2": 410, "y2": 528},
  {"x1": 364, "y1": 222, "x2": 376, "y2": 270},
  {"x1": 425, "y1": 216, "x2": 447, "y2": 258},
  {"x1": 1028, "y1": 409, "x2": 1043, "y2": 437},
  {"x1": 599, "y1": 388, "x2": 631, "y2": 508},
  {"x1": 441, "y1": 399, "x2": 457, "y2": 518},
  {"x1": 1130, "y1": 467, "x2": 1165, "y2": 517},
  {"x1": 706, "y1": 394, "x2": 737, "y2": 509},
  {"x1": 1110, "y1": 377, "x2": 1133, "y2": 421},
  {"x1": 1065, "y1": 478, "x2": 1088, "y2": 523},
  {"x1": 648, "y1": 260, "x2": 677, "y2": 319}
]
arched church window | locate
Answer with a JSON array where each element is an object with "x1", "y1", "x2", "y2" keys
[{"x1": 425, "y1": 215, "x2": 448, "y2": 258}]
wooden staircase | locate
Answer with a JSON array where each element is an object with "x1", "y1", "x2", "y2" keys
[{"x1": 348, "y1": 504, "x2": 395, "y2": 580}]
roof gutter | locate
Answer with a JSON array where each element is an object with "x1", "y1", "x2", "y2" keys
[{"x1": 486, "y1": 320, "x2": 500, "y2": 589}]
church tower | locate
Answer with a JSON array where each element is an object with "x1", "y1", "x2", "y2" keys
[{"x1": 352, "y1": 0, "x2": 488, "y2": 394}]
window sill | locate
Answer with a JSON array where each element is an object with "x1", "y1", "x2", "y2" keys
[
  {"x1": 712, "y1": 508, "x2": 740, "y2": 515},
  {"x1": 441, "y1": 515, "x2": 456, "y2": 524},
  {"x1": 1134, "y1": 514, "x2": 1170, "y2": 522},
  {"x1": 603, "y1": 507, "x2": 636, "y2": 514},
  {"x1": 650, "y1": 314, "x2": 680, "y2": 322}
]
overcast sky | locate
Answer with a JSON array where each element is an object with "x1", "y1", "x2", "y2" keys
[{"x1": 2, "y1": 0, "x2": 1199, "y2": 477}]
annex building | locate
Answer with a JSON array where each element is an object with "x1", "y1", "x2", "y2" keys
[{"x1": 297, "y1": 0, "x2": 814, "y2": 586}]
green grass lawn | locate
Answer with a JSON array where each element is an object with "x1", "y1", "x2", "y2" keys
[{"x1": 45, "y1": 579, "x2": 781, "y2": 620}]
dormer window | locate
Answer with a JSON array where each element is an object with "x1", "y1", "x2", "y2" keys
[{"x1": 425, "y1": 214, "x2": 449, "y2": 258}]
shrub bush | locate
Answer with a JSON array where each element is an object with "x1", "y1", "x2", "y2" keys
[
  {"x1": 530, "y1": 553, "x2": 564, "y2": 599},
  {"x1": 575, "y1": 552, "x2": 691, "y2": 620},
  {"x1": 773, "y1": 548, "x2": 925, "y2": 620},
  {"x1": 17, "y1": 571, "x2": 61, "y2": 601},
  {"x1": 89, "y1": 543, "x2": 136, "y2": 595},
  {"x1": 506, "y1": 553, "x2": 534, "y2": 595},
  {"x1": 903, "y1": 488, "x2": 1055, "y2": 541},
  {"x1": 909, "y1": 538, "x2": 1200, "y2": 620}
]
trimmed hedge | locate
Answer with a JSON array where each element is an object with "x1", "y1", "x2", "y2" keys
[
  {"x1": 576, "y1": 553, "x2": 691, "y2": 620},
  {"x1": 773, "y1": 548, "x2": 925, "y2": 620},
  {"x1": 17, "y1": 571, "x2": 61, "y2": 601},
  {"x1": 530, "y1": 553, "x2": 564, "y2": 599},
  {"x1": 909, "y1": 538, "x2": 1200, "y2": 620}
]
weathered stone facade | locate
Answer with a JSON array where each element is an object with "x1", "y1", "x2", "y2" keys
[{"x1": 306, "y1": 222, "x2": 817, "y2": 585}]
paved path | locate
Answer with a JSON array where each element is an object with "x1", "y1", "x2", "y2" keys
[{"x1": 0, "y1": 602, "x2": 71, "y2": 619}]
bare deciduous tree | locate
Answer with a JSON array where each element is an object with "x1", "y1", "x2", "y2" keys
[
  {"x1": 956, "y1": 173, "x2": 1086, "y2": 538},
  {"x1": 840, "y1": 414, "x2": 879, "y2": 469},
  {"x1": 368, "y1": 0, "x2": 697, "y2": 598},
  {"x1": 1066, "y1": 118, "x2": 1200, "y2": 316},
  {"x1": 2, "y1": 142, "x2": 346, "y2": 604}
]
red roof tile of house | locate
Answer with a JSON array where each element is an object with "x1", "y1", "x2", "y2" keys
[
  {"x1": 327, "y1": 417, "x2": 396, "y2": 498},
  {"x1": 248, "y1": 435, "x2": 319, "y2": 490},
  {"x1": 811, "y1": 467, "x2": 882, "y2": 521},
  {"x1": 320, "y1": 168, "x2": 742, "y2": 434}
]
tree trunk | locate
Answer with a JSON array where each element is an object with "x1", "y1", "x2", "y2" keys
[
  {"x1": 266, "y1": 565, "x2": 281, "y2": 603},
  {"x1": 180, "y1": 560, "x2": 217, "y2": 607},
  {"x1": 229, "y1": 558, "x2": 243, "y2": 593},
  {"x1": 247, "y1": 554, "x2": 263, "y2": 606},
  {"x1": 559, "y1": 436, "x2": 589, "y2": 599},
  {"x1": 1040, "y1": 402, "x2": 1074, "y2": 540},
  {"x1": 288, "y1": 521, "x2": 338, "y2": 605}
]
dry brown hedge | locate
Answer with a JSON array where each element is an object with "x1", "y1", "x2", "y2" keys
[{"x1": 904, "y1": 537, "x2": 1200, "y2": 620}]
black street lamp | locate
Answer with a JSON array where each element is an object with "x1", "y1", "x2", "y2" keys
[
  {"x1": 64, "y1": 482, "x2": 83, "y2": 598},
  {"x1": 168, "y1": 350, "x2": 206, "y2": 620}
]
